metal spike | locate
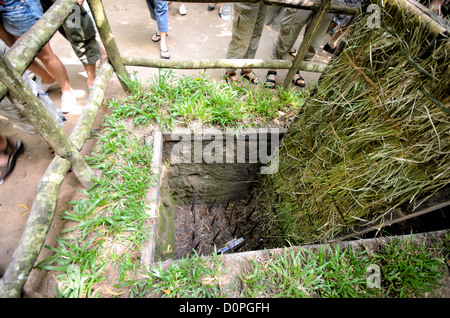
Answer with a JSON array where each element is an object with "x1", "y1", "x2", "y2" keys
[
  {"x1": 213, "y1": 229, "x2": 221, "y2": 242},
  {"x1": 246, "y1": 207, "x2": 256, "y2": 221}
]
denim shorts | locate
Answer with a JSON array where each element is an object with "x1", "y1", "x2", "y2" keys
[{"x1": 0, "y1": 0, "x2": 43, "y2": 36}]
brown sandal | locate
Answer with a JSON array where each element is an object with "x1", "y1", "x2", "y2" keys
[
  {"x1": 241, "y1": 69, "x2": 259, "y2": 85},
  {"x1": 224, "y1": 71, "x2": 239, "y2": 84},
  {"x1": 292, "y1": 71, "x2": 305, "y2": 87}
]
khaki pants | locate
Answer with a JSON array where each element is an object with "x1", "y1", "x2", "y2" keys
[
  {"x1": 225, "y1": 3, "x2": 269, "y2": 73},
  {"x1": 271, "y1": 8, "x2": 334, "y2": 62}
]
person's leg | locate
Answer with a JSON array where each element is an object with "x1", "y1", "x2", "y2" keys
[
  {"x1": 0, "y1": 24, "x2": 56, "y2": 87},
  {"x1": 151, "y1": 0, "x2": 170, "y2": 58},
  {"x1": 240, "y1": 4, "x2": 269, "y2": 84},
  {"x1": 225, "y1": 2, "x2": 261, "y2": 81},
  {"x1": 266, "y1": 9, "x2": 311, "y2": 87},
  {"x1": 36, "y1": 43, "x2": 72, "y2": 93},
  {"x1": 292, "y1": 12, "x2": 333, "y2": 87}
]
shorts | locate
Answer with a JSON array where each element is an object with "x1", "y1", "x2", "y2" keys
[{"x1": 0, "y1": 0, "x2": 43, "y2": 36}]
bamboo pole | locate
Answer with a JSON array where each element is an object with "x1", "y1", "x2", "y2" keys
[
  {"x1": 0, "y1": 0, "x2": 77, "y2": 100},
  {"x1": 283, "y1": 0, "x2": 332, "y2": 89},
  {"x1": 87, "y1": 0, "x2": 130, "y2": 92},
  {"x1": 0, "y1": 61, "x2": 114, "y2": 298},
  {"x1": 122, "y1": 57, "x2": 329, "y2": 73},
  {"x1": 0, "y1": 53, "x2": 94, "y2": 189}
]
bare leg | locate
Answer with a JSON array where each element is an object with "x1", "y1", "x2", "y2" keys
[
  {"x1": 0, "y1": 25, "x2": 55, "y2": 84},
  {"x1": 83, "y1": 63, "x2": 96, "y2": 88},
  {"x1": 36, "y1": 43, "x2": 72, "y2": 93}
]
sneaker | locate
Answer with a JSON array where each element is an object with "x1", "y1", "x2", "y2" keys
[
  {"x1": 61, "y1": 90, "x2": 77, "y2": 114},
  {"x1": 36, "y1": 77, "x2": 60, "y2": 93},
  {"x1": 179, "y1": 3, "x2": 187, "y2": 15}
]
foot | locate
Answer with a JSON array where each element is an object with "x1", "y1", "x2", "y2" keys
[
  {"x1": 289, "y1": 49, "x2": 297, "y2": 58},
  {"x1": 36, "y1": 77, "x2": 60, "y2": 93},
  {"x1": 61, "y1": 90, "x2": 77, "y2": 114},
  {"x1": 264, "y1": 70, "x2": 277, "y2": 89},
  {"x1": 179, "y1": 3, "x2": 187, "y2": 15},
  {"x1": 224, "y1": 71, "x2": 239, "y2": 84},
  {"x1": 152, "y1": 32, "x2": 162, "y2": 42},
  {"x1": 292, "y1": 71, "x2": 305, "y2": 87},
  {"x1": 241, "y1": 69, "x2": 259, "y2": 85},
  {"x1": 160, "y1": 49, "x2": 170, "y2": 59},
  {"x1": 207, "y1": 4, "x2": 216, "y2": 10},
  {"x1": 0, "y1": 138, "x2": 25, "y2": 184}
]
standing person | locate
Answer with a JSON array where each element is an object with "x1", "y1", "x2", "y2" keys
[
  {"x1": 264, "y1": 8, "x2": 334, "y2": 89},
  {"x1": 40, "y1": 0, "x2": 106, "y2": 89},
  {"x1": 0, "y1": 0, "x2": 77, "y2": 113},
  {"x1": 145, "y1": 0, "x2": 170, "y2": 59},
  {"x1": 224, "y1": 2, "x2": 269, "y2": 84}
]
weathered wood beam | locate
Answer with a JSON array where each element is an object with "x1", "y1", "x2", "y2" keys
[
  {"x1": 0, "y1": 53, "x2": 94, "y2": 189},
  {"x1": 283, "y1": 0, "x2": 331, "y2": 89},
  {"x1": 122, "y1": 57, "x2": 328, "y2": 73},
  {"x1": 0, "y1": 61, "x2": 114, "y2": 298},
  {"x1": 87, "y1": 0, "x2": 130, "y2": 92}
]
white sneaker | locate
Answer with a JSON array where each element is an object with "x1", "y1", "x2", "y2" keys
[
  {"x1": 179, "y1": 3, "x2": 187, "y2": 15},
  {"x1": 61, "y1": 90, "x2": 77, "y2": 114},
  {"x1": 36, "y1": 77, "x2": 60, "y2": 93}
]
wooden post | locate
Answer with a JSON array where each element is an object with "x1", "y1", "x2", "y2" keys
[
  {"x1": 0, "y1": 53, "x2": 94, "y2": 189},
  {"x1": 87, "y1": 0, "x2": 130, "y2": 92},
  {"x1": 283, "y1": 0, "x2": 332, "y2": 89},
  {"x1": 0, "y1": 61, "x2": 114, "y2": 299}
]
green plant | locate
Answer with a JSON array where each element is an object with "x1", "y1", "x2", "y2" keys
[{"x1": 124, "y1": 252, "x2": 226, "y2": 298}]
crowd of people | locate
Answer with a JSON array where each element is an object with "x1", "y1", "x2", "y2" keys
[{"x1": 0, "y1": 0, "x2": 447, "y2": 184}]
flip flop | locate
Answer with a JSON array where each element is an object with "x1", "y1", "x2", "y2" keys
[
  {"x1": 160, "y1": 49, "x2": 170, "y2": 59},
  {"x1": 152, "y1": 33, "x2": 168, "y2": 42},
  {"x1": 151, "y1": 33, "x2": 161, "y2": 42},
  {"x1": 0, "y1": 138, "x2": 24, "y2": 184}
]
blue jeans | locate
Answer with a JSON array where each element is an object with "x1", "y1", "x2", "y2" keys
[
  {"x1": 0, "y1": 0, "x2": 43, "y2": 36},
  {"x1": 145, "y1": 0, "x2": 169, "y2": 33}
]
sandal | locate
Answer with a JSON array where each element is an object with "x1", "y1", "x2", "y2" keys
[
  {"x1": 264, "y1": 70, "x2": 277, "y2": 89},
  {"x1": 224, "y1": 71, "x2": 239, "y2": 84},
  {"x1": 292, "y1": 71, "x2": 305, "y2": 87},
  {"x1": 152, "y1": 32, "x2": 168, "y2": 43},
  {"x1": 241, "y1": 69, "x2": 259, "y2": 85},
  {"x1": 0, "y1": 138, "x2": 24, "y2": 184},
  {"x1": 160, "y1": 49, "x2": 170, "y2": 59},
  {"x1": 289, "y1": 49, "x2": 297, "y2": 58}
]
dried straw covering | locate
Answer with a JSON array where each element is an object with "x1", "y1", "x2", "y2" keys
[{"x1": 258, "y1": 0, "x2": 450, "y2": 246}]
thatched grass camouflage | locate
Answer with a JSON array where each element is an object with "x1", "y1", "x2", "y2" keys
[{"x1": 258, "y1": 0, "x2": 450, "y2": 246}]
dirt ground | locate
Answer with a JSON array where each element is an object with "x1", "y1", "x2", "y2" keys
[{"x1": 0, "y1": 0, "x2": 331, "y2": 296}]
